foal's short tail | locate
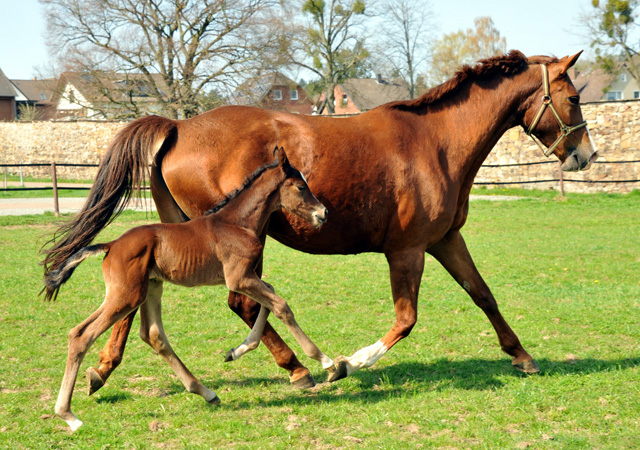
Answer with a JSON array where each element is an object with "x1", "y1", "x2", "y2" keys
[
  {"x1": 40, "y1": 115, "x2": 176, "y2": 298},
  {"x1": 42, "y1": 244, "x2": 109, "y2": 302}
]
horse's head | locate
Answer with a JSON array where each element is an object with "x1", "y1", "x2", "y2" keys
[
  {"x1": 274, "y1": 146, "x2": 328, "y2": 228},
  {"x1": 523, "y1": 52, "x2": 598, "y2": 172}
]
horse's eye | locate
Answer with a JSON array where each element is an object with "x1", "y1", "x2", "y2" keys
[
  {"x1": 297, "y1": 185, "x2": 308, "y2": 192},
  {"x1": 568, "y1": 96, "x2": 580, "y2": 105}
]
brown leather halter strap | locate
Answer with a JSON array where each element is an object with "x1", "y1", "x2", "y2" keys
[{"x1": 526, "y1": 64, "x2": 588, "y2": 157}]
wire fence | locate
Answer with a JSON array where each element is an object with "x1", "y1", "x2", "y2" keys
[{"x1": 2, "y1": 160, "x2": 639, "y2": 215}]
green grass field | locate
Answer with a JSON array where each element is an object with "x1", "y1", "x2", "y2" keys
[{"x1": 0, "y1": 191, "x2": 638, "y2": 449}]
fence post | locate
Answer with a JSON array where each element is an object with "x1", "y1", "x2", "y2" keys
[
  {"x1": 51, "y1": 162, "x2": 59, "y2": 216},
  {"x1": 558, "y1": 161, "x2": 565, "y2": 197}
]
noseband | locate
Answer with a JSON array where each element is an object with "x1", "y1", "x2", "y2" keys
[{"x1": 526, "y1": 64, "x2": 587, "y2": 157}]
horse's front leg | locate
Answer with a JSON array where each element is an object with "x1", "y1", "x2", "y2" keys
[
  {"x1": 227, "y1": 271, "x2": 335, "y2": 374},
  {"x1": 227, "y1": 244, "x2": 315, "y2": 388},
  {"x1": 328, "y1": 248, "x2": 425, "y2": 382},
  {"x1": 224, "y1": 305, "x2": 270, "y2": 361},
  {"x1": 427, "y1": 229, "x2": 539, "y2": 374}
]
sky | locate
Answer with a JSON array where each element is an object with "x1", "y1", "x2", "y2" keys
[{"x1": 0, "y1": 0, "x2": 593, "y2": 80}]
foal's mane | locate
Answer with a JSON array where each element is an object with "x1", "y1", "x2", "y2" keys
[
  {"x1": 386, "y1": 50, "x2": 559, "y2": 111},
  {"x1": 205, "y1": 158, "x2": 280, "y2": 215}
]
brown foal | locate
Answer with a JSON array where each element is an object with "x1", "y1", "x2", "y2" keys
[{"x1": 44, "y1": 147, "x2": 332, "y2": 431}]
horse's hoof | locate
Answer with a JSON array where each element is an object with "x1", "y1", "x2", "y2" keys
[
  {"x1": 290, "y1": 373, "x2": 316, "y2": 389},
  {"x1": 86, "y1": 367, "x2": 105, "y2": 396},
  {"x1": 327, "y1": 359, "x2": 349, "y2": 383},
  {"x1": 208, "y1": 395, "x2": 221, "y2": 405},
  {"x1": 224, "y1": 349, "x2": 234, "y2": 362},
  {"x1": 513, "y1": 359, "x2": 541, "y2": 374}
]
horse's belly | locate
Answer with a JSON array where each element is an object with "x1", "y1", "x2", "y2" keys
[{"x1": 150, "y1": 265, "x2": 226, "y2": 287}]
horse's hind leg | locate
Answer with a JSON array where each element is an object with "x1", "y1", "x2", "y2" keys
[
  {"x1": 427, "y1": 230, "x2": 539, "y2": 374},
  {"x1": 86, "y1": 308, "x2": 137, "y2": 395},
  {"x1": 85, "y1": 170, "x2": 189, "y2": 395},
  {"x1": 328, "y1": 247, "x2": 425, "y2": 382},
  {"x1": 139, "y1": 280, "x2": 219, "y2": 404},
  {"x1": 55, "y1": 296, "x2": 139, "y2": 431},
  {"x1": 225, "y1": 305, "x2": 269, "y2": 362}
]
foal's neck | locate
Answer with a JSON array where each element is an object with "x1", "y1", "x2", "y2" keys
[{"x1": 211, "y1": 173, "x2": 280, "y2": 234}]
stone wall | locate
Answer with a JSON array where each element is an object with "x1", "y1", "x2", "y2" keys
[
  {"x1": 478, "y1": 100, "x2": 640, "y2": 193},
  {"x1": 0, "y1": 121, "x2": 125, "y2": 180},
  {"x1": 1, "y1": 101, "x2": 639, "y2": 192}
]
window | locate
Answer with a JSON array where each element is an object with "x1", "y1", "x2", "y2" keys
[
  {"x1": 620, "y1": 73, "x2": 627, "y2": 82},
  {"x1": 272, "y1": 89, "x2": 282, "y2": 100},
  {"x1": 290, "y1": 89, "x2": 298, "y2": 101},
  {"x1": 606, "y1": 91, "x2": 622, "y2": 101},
  {"x1": 40, "y1": 93, "x2": 47, "y2": 100},
  {"x1": 634, "y1": 91, "x2": 640, "y2": 99},
  {"x1": 341, "y1": 94, "x2": 348, "y2": 106}
]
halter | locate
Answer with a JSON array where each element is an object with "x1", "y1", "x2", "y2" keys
[{"x1": 526, "y1": 64, "x2": 588, "y2": 157}]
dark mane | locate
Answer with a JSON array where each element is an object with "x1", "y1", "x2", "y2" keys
[
  {"x1": 204, "y1": 159, "x2": 279, "y2": 215},
  {"x1": 386, "y1": 50, "x2": 559, "y2": 111}
]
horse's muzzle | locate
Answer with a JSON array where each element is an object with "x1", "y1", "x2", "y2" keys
[
  {"x1": 561, "y1": 148, "x2": 598, "y2": 172},
  {"x1": 312, "y1": 207, "x2": 328, "y2": 227}
]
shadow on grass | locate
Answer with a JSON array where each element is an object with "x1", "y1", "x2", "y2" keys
[
  {"x1": 93, "y1": 356, "x2": 640, "y2": 408},
  {"x1": 213, "y1": 356, "x2": 640, "y2": 408}
]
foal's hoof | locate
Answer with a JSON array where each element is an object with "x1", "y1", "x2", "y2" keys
[
  {"x1": 86, "y1": 367, "x2": 105, "y2": 396},
  {"x1": 290, "y1": 373, "x2": 316, "y2": 389},
  {"x1": 224, "y1": 349, "x2": 235, "y2": 363},
  {"x1": 327, "y1": 358, "x2": 349, "y2": 383},
  {"x1": 513, "y1": 359, "x2": 541, "y2": 374},
  {"x1": 208, "y1": 395, "x2": 222, "y2": 405}
]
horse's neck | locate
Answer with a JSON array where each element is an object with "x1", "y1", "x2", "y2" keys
[
  {"x1": 428, "y1": 68, "x2": 539, "y2": 187},
  {"x1": 214, "y1": 176, "x2": 279, "y2": 233}
]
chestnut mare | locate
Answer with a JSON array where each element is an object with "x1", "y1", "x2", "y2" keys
[
  {"x1": 43, "y1": 51, "x2": 597, "y2": 391},
  {"x1": 44, "y1": 147, "x2": 333, "y2": 430}
]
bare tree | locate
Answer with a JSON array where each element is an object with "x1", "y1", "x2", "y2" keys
[
  {"x1": 428, "y1": 17, "x2": 506, "y2": 86},
  {"x1": 40, "y1": 0, "x2": 277, "y2": 118},
  {"x1": 581, "y1": 0, "x2": 640, "y2": 81},
  {"x1": 377, "y1": 0, "x2": 435, "y2": 99},
  {"x1": 278, "y1": 0, "x2": 371, "y2": 114}
]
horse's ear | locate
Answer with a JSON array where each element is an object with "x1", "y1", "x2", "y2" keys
[
  {"x1": 556, "y1": 51, "x2": 583, "y2": 76},
  {"x1": 275, "y1": 146, "x2": 290, "y2": 168}
]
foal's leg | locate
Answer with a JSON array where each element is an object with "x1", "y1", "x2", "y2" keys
[
  {"x1": 139, "y1": 280, "x2": 219, "y2": 404},
  {"x1": 427, "y1": 230, "x2": 539, "y2": 373},
  {"x1": 225, "y1": 305, "x2": 270, "y2": 362},
  {"x1": 229, "y1": 273, "x2": 335, "y2": 372},
  {"x1": 86, "y1": 308, "x2": 137, "y2": 395},
  {"x1": 55, "y1": 294, "x2": 140, "y2": 431},
  {"x1": 227, "y1": 237, "x2": 314, "y2": 388},
  {"x1": 328, "y1": 248, "x2": 425, "y2": 382},
  {"x1": 86, "y1": 177, "x2": 190, "y2": 395}
]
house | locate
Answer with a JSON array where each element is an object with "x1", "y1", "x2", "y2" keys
[
  {"x1": 316, "y1": 75, "x2": 411, "y2": 115},
  {"x1": 571, "y1": 66, "x2": 640, "y2": 102},
  {"x1": 231, "y1": 72, "x2": 313, "y2": 114},
  {"x1": 0, "y1": 68, "x2": 17, "y2": 121},
  {"x1": 52, "y1": 71, "x2": 166, "y2": 119},
  {"x1": 11, "y1": 78, "x2": 57, "y2": 120}
]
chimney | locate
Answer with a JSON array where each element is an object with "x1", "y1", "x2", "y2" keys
[{"x1": 376, "y1": 73, "x2": 384, "y2": 84}]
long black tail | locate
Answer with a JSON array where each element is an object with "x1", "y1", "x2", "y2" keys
[
  {"x1": 42, "y1": 244, "x2": 109, "y2": 302},
  {"x1": 40, "y1": 115, "x2": 176, "y2": 300}
]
